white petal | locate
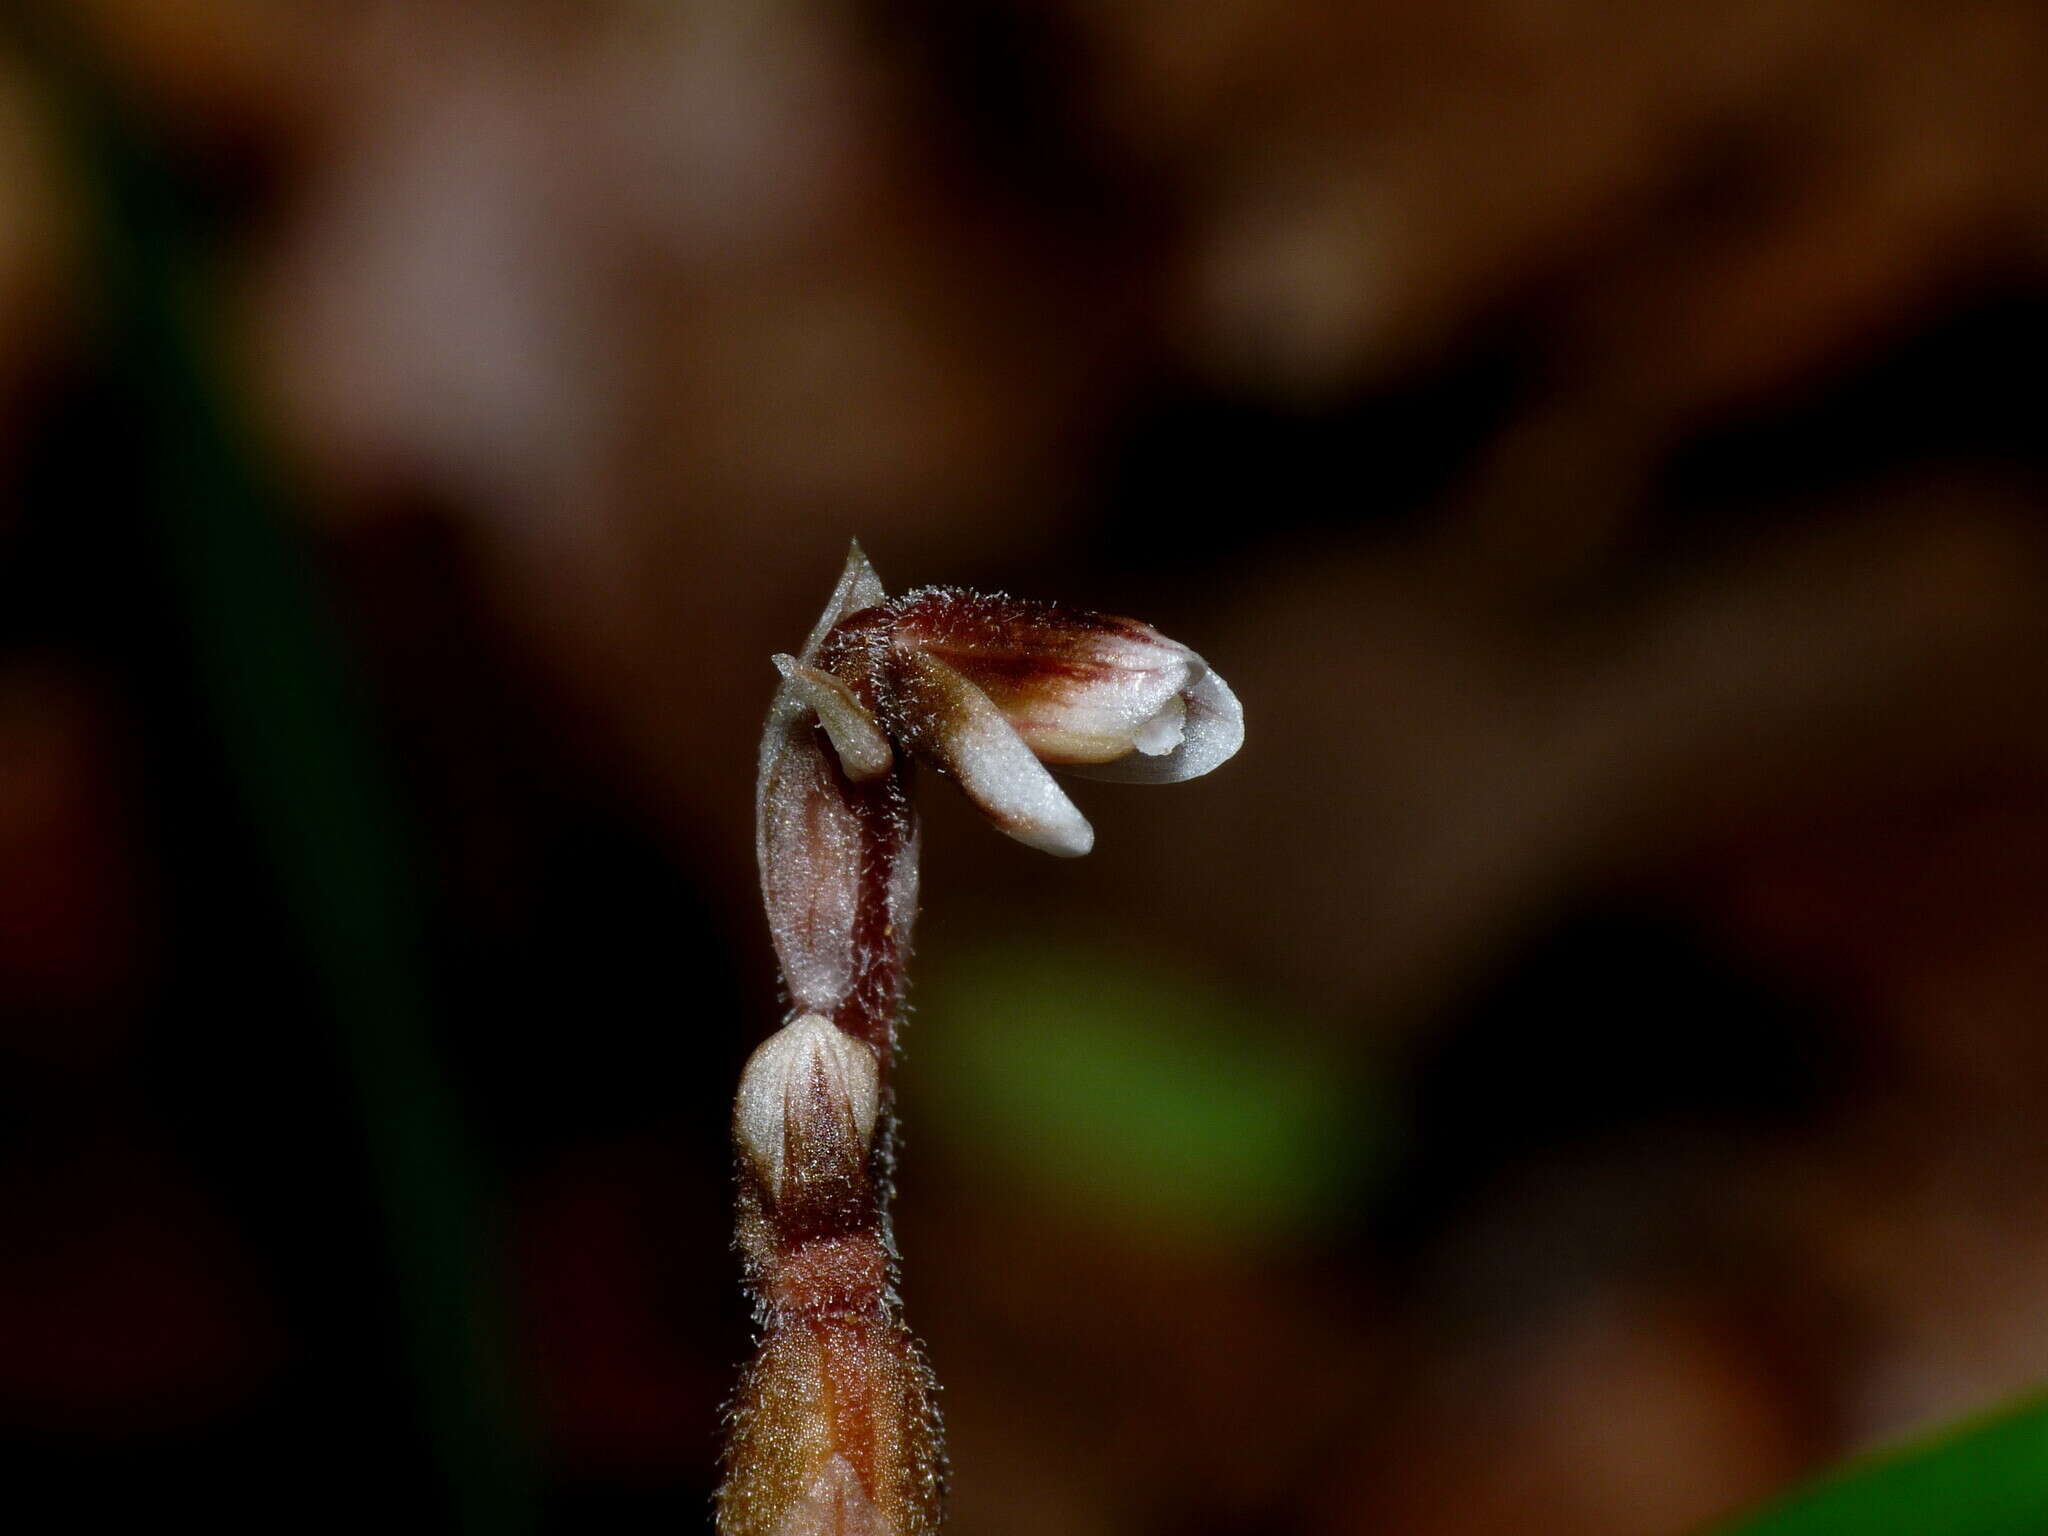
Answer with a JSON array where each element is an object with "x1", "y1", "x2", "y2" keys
[
  {"x1": 901, "y1": 654, "x2": 1094, "y2": 857},
  {"x1": 772, "y1": 654, "x2": 893, "y2": 781},
  {"x1": 1063, "y1": 656, "x2": 1243, "y2": 783}
]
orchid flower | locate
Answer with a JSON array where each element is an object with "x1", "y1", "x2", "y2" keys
[{"x1": 791, "y1": 557, "x2": 1244, "y2": 856}]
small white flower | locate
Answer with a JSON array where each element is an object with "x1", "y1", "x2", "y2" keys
[
  {"x1": 870, "y1": 587, "x2": 1244, "y2": 854},
  {"x1": 761, "y1": 542, "x2": 1245, "y2": 868}
]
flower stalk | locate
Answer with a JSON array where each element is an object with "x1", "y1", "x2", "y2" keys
[{"x1": 721, "y1": 544, "x2": 1243, "y2": 1535}]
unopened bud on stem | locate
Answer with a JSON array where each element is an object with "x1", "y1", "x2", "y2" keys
[{"x1": 735, "y1": 1014, "x2": 882, "y2": 1207}]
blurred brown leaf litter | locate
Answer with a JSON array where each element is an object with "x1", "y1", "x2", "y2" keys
[{"x1": 6, "y1": 1, "x2": 2048, "y2": 1532}]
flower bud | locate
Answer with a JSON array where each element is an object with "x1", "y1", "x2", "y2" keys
[{"x1": 735, "y1": 1014, "x2": 881, "y2": 1209}]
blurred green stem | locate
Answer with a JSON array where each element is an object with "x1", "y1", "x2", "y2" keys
[{"x1": 32, "y1": 19, "x2": 533, "y2": 1535}]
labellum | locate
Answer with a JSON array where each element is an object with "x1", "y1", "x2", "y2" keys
[{"x1": 725, "y1": 544, "x2": 1242, "y2": 1534}]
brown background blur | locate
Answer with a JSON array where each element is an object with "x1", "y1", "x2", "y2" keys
[{"x1": 5, "y1": 2, "x2": 2048, "y2": 1533}]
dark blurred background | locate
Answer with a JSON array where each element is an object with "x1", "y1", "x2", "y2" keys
[{"x1": 5, "y1": 2, "x2": 2048, "y2": 1532}]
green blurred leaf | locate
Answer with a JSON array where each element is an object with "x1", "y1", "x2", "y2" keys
[
  {"x1": 909, "y1": 937, "x2": 1390, "y2": 1242},
  {"x1": 1716, "y1": 1390, "x2": 2048, "y2": 1536}
]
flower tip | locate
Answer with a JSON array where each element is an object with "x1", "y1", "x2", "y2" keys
[
  {"x1": 800, "y1": 544, "x2": 889, "y2": 661},
  {"x1": 1013, "y1": 804, "x2": 1094, "y2": 858},
  {"x1": 1175, "y1": 663, "x2": 1245, "y2": 776},
  {"x1": 1064, "y1": 657, "x2": 1243, "y2": 784}
]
